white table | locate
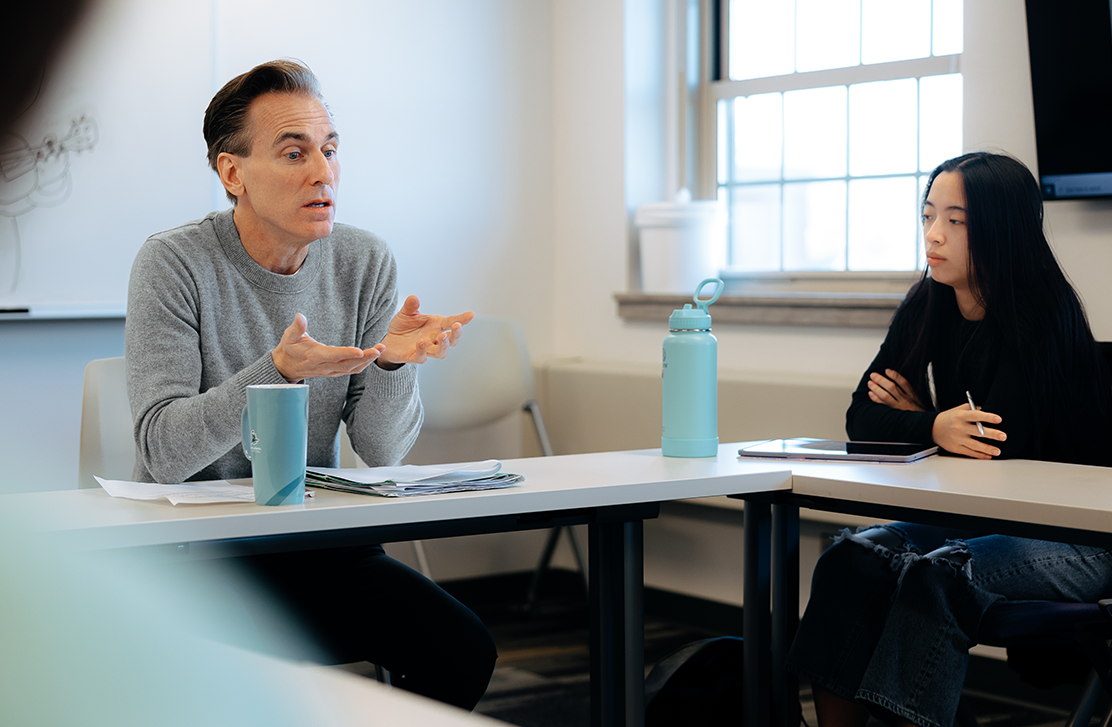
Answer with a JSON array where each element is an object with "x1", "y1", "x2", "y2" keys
[
  {"x1": 744, "y1": 454, "x2": 1112, "y2": 727},
  {"x1": 5, "y1": 444, "x2": 792, "y2": 727},
  {"x1": 790, "y1": 457, "x2": 1112, "y2": 541},
  {"x1": 40, "y1": 448, "x2": 1104, "y2": 727}
]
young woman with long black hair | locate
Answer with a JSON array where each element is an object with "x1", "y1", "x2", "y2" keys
[{"x1": 786, "y1": 152, "x2": 1112, "y2": 727}]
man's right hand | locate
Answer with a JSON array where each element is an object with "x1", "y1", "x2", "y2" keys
[{"x1": 272, "y1": 313, "x2": 385, "y2": 382}]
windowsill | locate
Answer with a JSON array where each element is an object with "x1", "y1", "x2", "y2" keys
[
  {"x1": 616, "y1": 273, "x2": 919, "y2": 327},
  {"x1": 615, "y1": 291, "x2": 903, "y2": 327}
]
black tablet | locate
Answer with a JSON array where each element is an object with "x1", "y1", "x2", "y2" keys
[{"x1": 738, "y1": 438, "x2": 938, "y2": 463}]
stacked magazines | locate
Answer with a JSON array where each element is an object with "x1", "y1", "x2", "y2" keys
[{"x1": 305, "y1": 459, "x2": 524, "y2": 498}]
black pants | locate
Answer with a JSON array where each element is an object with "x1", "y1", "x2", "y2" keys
[{"x1": 200, "y1": 544, "x2": 497, "y2": 711}]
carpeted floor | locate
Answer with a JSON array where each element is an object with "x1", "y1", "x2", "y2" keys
[
  {"x1": 474, "y1": 608, "x2": 722, "y2": 727},
  {"x1": 439, "y1": 571, "x2": 1087, "y2": 727}
]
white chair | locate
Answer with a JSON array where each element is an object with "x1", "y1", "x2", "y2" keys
[
  {"x1": 78, "y1": 357, "x2": 136, "y2": 489},
  {"x1": 414, "y1": 316, "x2": 587, "y2": 607}
]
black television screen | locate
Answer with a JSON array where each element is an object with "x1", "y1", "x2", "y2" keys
[{"x1": 1025, "y1": 0, "x2": 1112, "y2": 200}]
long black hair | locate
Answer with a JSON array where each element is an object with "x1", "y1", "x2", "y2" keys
[{"x1": 894, "y1": 151, "x2": 1108, "y2": 459}]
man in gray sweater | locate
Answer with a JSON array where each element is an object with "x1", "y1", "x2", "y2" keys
[{"x1": 124, "y1": 60, "x2": 496, "y2": 710}]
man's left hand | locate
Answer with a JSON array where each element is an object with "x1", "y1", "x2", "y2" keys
[{"x1": 377, "y1": 295, "x2": 473, "y2": 368}]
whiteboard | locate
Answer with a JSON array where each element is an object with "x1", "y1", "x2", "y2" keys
[{"x1": 0, "y1": 1, "x2": 215, "y2": 316}]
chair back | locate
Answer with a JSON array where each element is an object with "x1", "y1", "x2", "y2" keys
[
  {"x1": 979, "y1": 600, "x2": 1108, "y2": 645},
  {"x1": 78, "y1": 357, "x2": 136, "y2": 488},
  {"x1": 417, "y1": 316, "x2": 536, "y2": 430},
  {"x1": 1099, "y1": 342, "x2": 1112, "y2": 376}
]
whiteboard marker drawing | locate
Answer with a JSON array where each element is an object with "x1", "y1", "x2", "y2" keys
[{"x1": 0, "y1": 114, "x2": 98, "y2": 293}]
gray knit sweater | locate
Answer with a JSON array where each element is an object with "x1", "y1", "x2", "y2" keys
[{"x1": 125, "y1": 209, "x2": 422, "y2": 483}]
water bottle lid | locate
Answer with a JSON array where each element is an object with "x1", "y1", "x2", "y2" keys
[
  {"x1": 669, "y1": 278, "x2": 723, "y2": 330},
  {"x1": 669, "y1": 304, "x2": 711, "y2": 330}
]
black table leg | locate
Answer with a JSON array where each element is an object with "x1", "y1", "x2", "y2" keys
[
  {"x1": 589, "y1": 520, "x2": 645, "y2": 727},
  {"x1": 744, "y1": 499, "x2": 772, "y2": 727},
  {"x1": 772, "y1": 502, "x2": 800, "y2": 727}
]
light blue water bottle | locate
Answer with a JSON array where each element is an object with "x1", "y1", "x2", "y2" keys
[{"x1": 662, "y1": 278, "x2": 723, "y2": 457}]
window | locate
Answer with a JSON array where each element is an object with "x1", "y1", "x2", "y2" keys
[{"x1": 713, "y1": 0, "x2": 963, "y2": 274}]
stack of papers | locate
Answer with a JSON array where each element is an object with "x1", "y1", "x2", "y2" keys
[{"x1": 305, "y1": 459, "x2": 523, "y2": 498}]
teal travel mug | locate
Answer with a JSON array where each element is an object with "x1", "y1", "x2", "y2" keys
[{"x1": 242, "y1": 384, "x2": 309, "y2": 505}]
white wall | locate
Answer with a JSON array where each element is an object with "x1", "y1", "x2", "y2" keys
[
  {"x1": 209, "y1": 0, "x2": 557, "y2": 335},
  {"x1": 552, "y1": 0, "x2": 1112, "y2": 379},
  {"x1": 0, "y1": 319, "x2": 125, "y2": 493}
]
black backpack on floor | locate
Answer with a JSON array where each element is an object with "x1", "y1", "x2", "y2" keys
[{"x1": 644, "y1": 636, "x2": 744, "y2": 727}]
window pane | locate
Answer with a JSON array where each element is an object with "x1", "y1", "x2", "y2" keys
[
  {"x1": 734, "y1": 94, "x2": 783, "y2": 182},
  {"x1": 848, "y1": 177, "x2": 919, "y2": 270},
  {"x1": 729, "y1": 0, "x2": 795, "y2": 80},
  {"x1": 932, "y1": 0, "x2": 964, "y2": 56},
  {"x1": 861, "y1": 0, "x2": 931, "y2": 65},
  {"x1": 919, "y1": 74, "x2": 963, "y2": 172},
  {"x1": 784, "y1": 86, "x2": 847, "y2": 179},
  {"x1": 796, "y1": 0, "x2": 860, "y2": 72},
  {"x1": 730, "y1": 184, "x2": 782, "y2": 271},
  {"x1": 718, "y1": 100, "x2": 728, "y2": 184},
  {"x1": 784, "y1": 181, "x2": 847, "y2": 271},
  {"x1": 849, "y1": 79, "x2": 917, "y2": 176}
]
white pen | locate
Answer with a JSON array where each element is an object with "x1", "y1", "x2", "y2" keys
[{"x1": 965, "y1": 390, "x2": 985, "y2": 436}]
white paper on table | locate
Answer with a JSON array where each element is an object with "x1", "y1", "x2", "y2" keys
[
  {"x1": 306, "y1": 459, "x2": 502, "y2": 485},
  {"x1": 94, "y1": 476, "x2": 257, "y2": 505}
]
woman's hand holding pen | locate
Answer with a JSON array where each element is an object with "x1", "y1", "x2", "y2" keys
[
  {"x1": 870, "y1": 368, "x2": 1006, "y2": 458},
  {"x1": 932, "y1": 403, "x2": 1005, "y2": 459},
  {"x1": 867, "y1": 369, "x2": 925, "y2": 411}
]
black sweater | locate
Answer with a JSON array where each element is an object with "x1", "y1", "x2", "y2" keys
[{"x1": 846, "y1": 289, "x2": 1112, "y2": 467}]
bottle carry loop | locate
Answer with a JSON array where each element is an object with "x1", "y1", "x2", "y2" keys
[{"x1": 693, "y1": 278, "x2": 724, "y2": 311}]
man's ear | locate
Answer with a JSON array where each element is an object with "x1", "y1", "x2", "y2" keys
[{"x1": 216, "y1": 152, "x2": 245, "y2": 199}]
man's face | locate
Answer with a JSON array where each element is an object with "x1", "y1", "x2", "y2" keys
[{"x1": 229, "y1": 92, "x2": 340, "y2": 248}]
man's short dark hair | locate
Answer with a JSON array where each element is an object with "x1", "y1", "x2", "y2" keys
[{"x1": 203, "y1": 59, "x2": 324, "y2": 202}]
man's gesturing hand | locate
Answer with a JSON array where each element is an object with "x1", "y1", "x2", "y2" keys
[
  {"x1": 378, "y1": 295, "x2": 473, "y2": 367},
  {"x1": 272, "y1": 313, "x2": 385, "y2": 382}
]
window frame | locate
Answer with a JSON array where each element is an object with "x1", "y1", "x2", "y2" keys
[
  {"x1": 697, "y1": 0, "x2": 963, "y2": 291},
  {"x1": 618, "y1": 0, "x2": 962, "y2": 326}
]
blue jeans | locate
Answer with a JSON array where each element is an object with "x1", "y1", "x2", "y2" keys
[{"x1": 786, "y1": 523, "x2": 1112, "y2": 727}]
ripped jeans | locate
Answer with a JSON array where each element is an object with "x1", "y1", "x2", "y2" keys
[{"x1": 786, "y1": 523, "x2": 1112, "y2": 727}]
